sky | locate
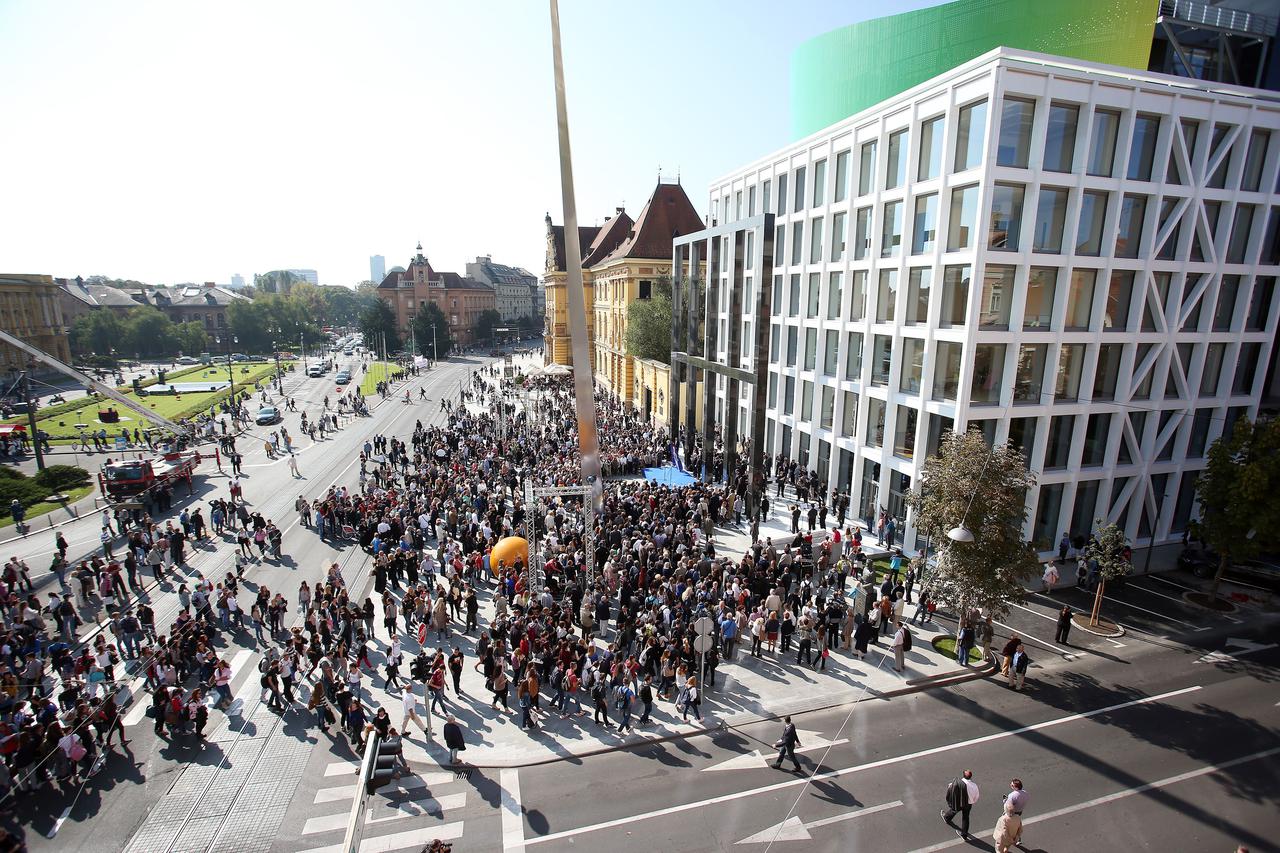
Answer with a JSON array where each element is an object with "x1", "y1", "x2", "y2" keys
[{"x1": 0, "y1": 0, "x2": 936, "y2": 288}]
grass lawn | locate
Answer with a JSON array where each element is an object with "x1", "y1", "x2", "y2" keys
[
  {"x1": 933, "y1": 635, "x2": 985, "y2": 664},
  {"x1": 0, "y1": 483, "x2": 96, "y2": 530},
  {"x1": 10, "y1": 362, "x2": 290, "y2": 442},
  {"x1": 359, "y1": 362, "x2": 404, "y2": 397}
]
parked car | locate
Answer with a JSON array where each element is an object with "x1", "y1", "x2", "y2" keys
[
  {"x1": 175, "y1": 356, "x2": 199, "y2": 365},
  {"x1": 1178, "y1": 546, "x2": 1280, "y2": 591},
  {"x1": 335, "y1": 371, "x2": 351, "y2": 385},
  {"x1": 255, "y1": 406, "x2": 281, "y2": 425}
]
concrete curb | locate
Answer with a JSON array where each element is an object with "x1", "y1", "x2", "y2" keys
[
  {"x1": 1070, "y1": 613, "x2": 1126, "y2": 638},
  {"x1": 415, "y1": 660, "x2": 996, "y2": 770}
]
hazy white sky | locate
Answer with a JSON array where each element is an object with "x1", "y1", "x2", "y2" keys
[{"x1": 0, "y1": 1, "x2": 929, "y2": 287}]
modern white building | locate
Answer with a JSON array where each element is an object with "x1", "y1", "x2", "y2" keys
[
  {"x1": 686, "y1": 47, "x2": 1280, "y2": 556},
  {"x1": 287, "y1": 268, "x2": 319, "y2": 286},
  {"x1": 370, "y1": 255, "x2": 386, "y2": 285}
]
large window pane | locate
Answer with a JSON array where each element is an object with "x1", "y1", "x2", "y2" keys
[
  {"x1": 858, "y1": 141, "x2": 876, "y2": 197},
  {"x1": 776, "y1": 173, "x2": 788, "y2": 216},
  {"x1": 785, "y1": 325, "x2": 797, "y2": 366},
  {"x1": 871, "y1": 335, "x2": 893, "y2": 386},
  {"x1": 1033, "y1": 187, "x2": 1069, "y2": 253},
  {"x1": 867, "y1": 398, "x2": 886, "y2": 447},
  {"x1": 900, "y1": 338, "x2": 925, "y2": 394},
  {"x1": 846, "y1": 331, "x2": 863, "y2": 378},
  {"x1": 823, "y1": 330, "x2": 839, "y2": 376},
  {"x1": 886, "y1": 130, "x2": 908, "y2": 190},
  {"x1": 810, "y1": 216, "x2": 824, "y2": 264},
  {"x1": 954, "y1": 99, "x2": 987, "y2": 172},
  {"x1": 826, "y1": 271, "x2": 843, "y2": 320},
  {"x1": 1076, "y1": 190, "x2": 1108, "y2": 256},
  {"x1": 988, "y1": 183, "x2": 1024, "y2": 251},
  {"x1": 841, "y1": 390, "x2": 858, "y2": 434},
  {"x1": 906, "y1": 268, "x2": 931, "y2": 325},
  {"x1": 788, "y1": 274, "x2": 800, "y2": 316},
  {"x1": 1033, "y1": 482, "x2": 1066, "y2": 549},
  {"x1": 940, "y1": 265, "x2": 969, "y2": 327},
  {"x1": 1214, "y1": 275, "x2": 1239, "y2": 331},
  {"x1": 1056, "y1": 344, "x2": 1086, "y2": 402},
  {"x1": 849, "y1": 271, "x2": 867, "y2": 321},
  {"x1": 1115, "y1": 194, "x2": 1147, "y2": 258},
  {"x1": 881, "y1": 200, "x2": 903, "y2": 257},
  {"x1": 1043, "y1": 102, "x2": 1079, "y2": 172},
  {"x1": 1013, "y1": 343, "x2": 1048, "y2": 403},
  {"x1": 947, "y1": 185, "x2": 979, "y2": 250},
  {"x1": 820, "y1": 385, "x2": 835, "y2": 429},
  {"x1": 783, "y1": 375, "x2": 795, "y2": 414},
  {"x1": 807, "y1": 272, "x2": 821, "y2": 317},
  {"x1": 1023, "y1": 267, "x2": 1057, "y2": 329},
  {"x1": 1128, "y1": 114, "x2": 1161, "y2": 181},
  {"x1": 793, "y1": 166, "x2": 806, "y2": 212},
  {"x1": 812, "y1": 159, "x2": 826, "y2": 208},
  {"x1": 1044, "y1": 417, "x2": 1074, "y2": 471},
  {"x1": 1104, "y1": 271, "x2": 1134, "y2": 332},
  {"x1": 800, "y1": 380, "x2": 813, "y2": 421},
  {"x1": 1227, "y1": 204, "x2": 1255, "y2": 264},
  {"x1": 932, "y1": 341, "x2": 962, "y2": 401},
  {"x1": 918, "y1": 116, "x2": 944, "y2": 181},
  {"x1": 1247, "y1": 276, "x2": 1275, "y2": 331},
  {"x1": 1087, "y1": 108, "x2": 1120, "y2": 176},
  {"x1": 830, "y1": 212, "x2": 846, "y2": 262},
  {"x1": 912, "y1": 193, "x2": 938, "y2": 254},
  {"x1": 1066, "y1": 269, "x2": 1096, "y2": 330},
  {"x1": 894, "y1": 405, "x2": 918, "y2": 460},
  {"x1": 1201, "y1": 342, "x2": 1226, "y2": 396},
  {"x1": 1094, "y1": 344, "x2": 1121, "y2": 400},
  {"x1": 970, "y1": 343, "x2": 1006, "y2": 404},
  {"x1": 997, "y1": 97, "x2": 1035, "y2": 168},
  {"x1": 1242, "y1": 129, "x2": 1270, "y2": 192},
  {"x1": 1081, "y1": 413, "x2": 1111, "y2": 466},
  {"x1": 854, "y1": 207, "x2": 871, "y2": 260},
  {"x1": 774, "y1": 224, "x2": 786, "y2": 266},
  {"x1": 1233, "y1": 342, "x2": 1261, "y2": 396},
  {"x1": 804, "y1": 328, "x2": 817, "y2": 370},
  {"x1": 834, "y1": 150, "x2": 850, "y2": 203},
  {"x1": 979, "y1": 264, "x2": 1014, "y2": 329},
  {"x1": 876, "y1": 270, "x2": 898, "y2": 323},
  {"x1": 791, "y1": 220, "x2": 804, "y2": 265}
]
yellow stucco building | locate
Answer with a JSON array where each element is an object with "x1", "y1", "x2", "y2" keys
[{"x1": 0, "y1": 274, "x2": 73, "y2": 373}]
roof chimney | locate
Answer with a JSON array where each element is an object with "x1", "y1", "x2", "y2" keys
[{"x1": 616, "y1": 206, "x2": 625, "y2": 216}]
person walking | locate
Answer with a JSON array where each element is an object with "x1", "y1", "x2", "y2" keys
[
  {"x1": 978, "y1": 616, "x2": 994, "y2": 664},
  {"x1": 401, "y1": 686, "x2": 429, "y2": 736},
  {"x1": 1004, "y1": 778, "x2": 1029, "y2": 847},
  {"x1": 772, "y1": 716, "x2": 802, "y2": 772},
  {"x1": 1041, "y1": 561, "x2": 1060, "y2": 595},
  {"x1": 1008, "y1": 642, "x2": 1030, "y2": 690},
  {"x1": 1054, "y1": 606, "x2": 1073, "y2": 645},
  {"x1": 942, "y1": 769, "x2": 979, "y2": 837},
  {"x1": 442, "y1": 714, "x2": 466, "y2": 765},
  {"x1": 993, "y1": 801, "x2": 1022, "y2": 853}
]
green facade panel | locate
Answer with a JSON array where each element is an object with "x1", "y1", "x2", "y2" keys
[{"x1": 791, "y1": 0, "x2": 1155, "y2": 138}]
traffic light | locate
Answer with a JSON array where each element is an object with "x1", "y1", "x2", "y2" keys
[{"x1": 365, "y1": 734, "x2": 402, "y2": 795}]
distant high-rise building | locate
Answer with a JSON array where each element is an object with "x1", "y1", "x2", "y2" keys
[
  {"x1": 287, "y1": 269, "x2": 319, "y2": 286},
  {"x1": 370, "y1": 255, "x2": 386, "y2": 284},
  {"x1": 229, "y1": 273, "x2": 246, "y2": 290}
]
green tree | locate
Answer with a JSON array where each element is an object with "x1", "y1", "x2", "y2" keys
[
  {"x1": 174, "y1": 322, "x2": 209, "y2": 357},
  {"x1": 359, "y1": 299, "x2": 401, "y2": 354},
  {"x1": 321, "y1": 286, "x2": 377, "y2": 328},
  {"x1": 121, "y1": 307, "x2": 178, "y2": 357},
  {"x1": 1080, "y1": 521, "x2": 1131, "y2": 626},
  {"x1": 226, "y1": 300, "x2": 271, "y2": 352},
  {"x1": 1191, "y1": 418, "x2": 1280, "y2": 603},
  {"x1": 906, "y1": 429, "x2": 1039, "y2": 622},
  {"x1": 624, "y1": 277, "x2": 674, "y2": 364},
  {"x1": 412, "y1": 302, "x2": 452, "y2": 359},
  {"x1": 69, "y1": 311, "x2": 125, "y2": 357},
  {"x1": 475, "y1": 309, "x2": 501, "y2": 343}
]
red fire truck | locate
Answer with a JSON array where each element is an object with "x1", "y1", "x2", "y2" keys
[{"x1": 99, "y1": 449, "x2": 201, "y2": 501}]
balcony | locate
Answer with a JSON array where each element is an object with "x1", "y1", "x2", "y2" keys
[{"x1": 1158, "y1": 0, "x2": 1275, "y2": 37}]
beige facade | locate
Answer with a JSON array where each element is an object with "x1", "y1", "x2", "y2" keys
[
  {"x1": 592, "y1": 260, "x2": 667, "y2": 402},
  {"x1": 377, "y1": 244, "x2": 497, "y2": 348},
  {"x1": 0, "y1": 274, "x2": 73, "y2": 371}
]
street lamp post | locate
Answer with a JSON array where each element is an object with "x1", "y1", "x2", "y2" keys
[{"x1": 216, "y1": 334, "x2": 238, "y2": 419}]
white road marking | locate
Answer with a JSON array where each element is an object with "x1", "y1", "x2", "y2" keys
[
  {"x1": 325, "y1": 760, "x2": 359, "y2": 777},
  {"x1": 501, "y1": 767, "x2": 525, "y2": 853},
  {"x1": 313, "y1": 772, "x2": 456, "y2": 803},
  {"x1": 1128, "y1": 580, "x2": 1243, "y2": 624},
  {"x1": 365, "y1": 792, "x2": 466, "y2": 825},
  {"x1": 736, "y1": 800, "x2": 903, "y2": 844},
  {"x1": 906, "y1": 745, "x2": 1280, "y2": 852},
  {"x1": 991, "y1": 618, "x2": 1077, "y2": 659},
  {"x1": 523, "y1": 686, "x2": 1202, "y2": 845},
  {"x1": 295, "y1": 821, "x2": 465, "y2": 853},
  {"x1": 703, "y1": 739, "x2": 850, "y2": 772},
  {"x1": 1008, "y1": 601, "x2": 1124, "y2": 649}
]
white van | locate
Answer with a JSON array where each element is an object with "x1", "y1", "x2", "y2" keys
[{"x1": 307, "y1": 363, "x2": 325, "y2": 377}]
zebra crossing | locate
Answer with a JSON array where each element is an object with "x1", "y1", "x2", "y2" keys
[{"x1": 294, "y1": 761, "x2": 468, "y2": 853}]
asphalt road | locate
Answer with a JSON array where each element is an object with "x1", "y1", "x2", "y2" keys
[{"x1": 512, "y1": 622, "x2": 1280, "y2": 853}]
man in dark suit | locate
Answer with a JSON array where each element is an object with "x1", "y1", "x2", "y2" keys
[
  {"x1": 942, "y1": 769, "x2": 979, "y2": 836},
  {"x1": 772, "y1": 716, "x2": 802, "y2": 772}
]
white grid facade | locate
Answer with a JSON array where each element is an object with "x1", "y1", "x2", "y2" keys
[{"x1": 704, "y1": 48, "x2": 1280, "y2": 554}]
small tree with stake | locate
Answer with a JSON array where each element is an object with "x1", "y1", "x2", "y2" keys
[{"x1": 1080, "y1": 521, "x2": 1130, "y2": 627}]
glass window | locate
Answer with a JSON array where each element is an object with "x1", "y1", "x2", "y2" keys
[
  {"x1": 1233, "y1": 342, "x2": 1261, "y2": 396},
  {"x1": 871, "y1": 335, "x2": 892, "y2": 385},
  {"x1": 772, "y1": 274, "x2": 783, "y2": 314},
  {"x1": 881, "y1": 200, "x2": 903, "y2": 257},
  {"x1": 1144, "y1": 271, "x2": 1171, "y2": 332},
  {"x1": 812, "y1": 159, "x2": 826, "y2": 207},
  {"x1": 1087, "y1": 109, "x2": 1120, "y2": 176},
  {"x1": 793, "y1": 166, "x2": 806, "y2": 212},
  {"x1": 785, "y1": 326, "x2": 797, "y2": 366},
  {"x1": 1024, "y1": 267, "x2": 1057, "y2": 329},
  {"x1": 748, "y1": 186, "x2": 756, "y2": 217},
  {"x1": 807, "y1": 272, "x2": 821, "y2": 317},
  {"x1": 940, "y1": 265, "x2": 969, "y2": 327},
  {"x1": 988, "y1": 183, "x2": 1024, "y2": 251},
  {"x1": 1247, "y1": 276, "x2": 1275, "y2": 330},
  {"x1": 900, "y1": 338, "x2": 925, "y2": 394},
  {"x1": 947, "y1": 185, "x2": 979, "y2": 251},
  {"x1": 886, "y1": 130, "x2": 908, "y2": 190},
  {"x1": 774, "y1": 224, "x2": 786, "y2": 266},
  {"x1": 823, "y1": 330, "x2": 839, "y2": 376},
  {"x1": 849, "y1": 271, "x2": 867, "y2": 321},
  {"x1": 1013, "y1": 343, "x2": 1048, "y2": 403},
  {"x1": 866, "y1": 398, "x2": 886, "y2": 447},
  {"x1": 979, "y1": 264, "x2": 1014, "y2": 329},
  {"x1": 853, "y1": 207, "x2": 872, "y2": 260},
  {"x1": 762, "y1": 179, "x2": 771, "y2": 215},
  {"x1": 1201, "y1": 342, "x2": 1225, "y2": 396},
  {"x1": 1032, "y1": 481, "x2": 1066, "y2": 548},
  {"x1": 906, "y1": 268, "x2": 931, "y2": 325},
  {"x1": 788, "y1": 274, "x2": 800, "y2": 316},
  {"x1": 769, "y1": 324, "x2": 780, "y2": 362},
  {"x1": 776, "y1": 173, "x2": 788, "y2": 216},
  {"x1": 791, "y1": 220, "x2": 804, "y2": 266},
  {"x1": 1033, "y1": 187, "x2": 1069, "y2": 253},
  {"x1": 1242, "y1": 129, "x2": 1269, "y2": 192},
  {"x1": 767, "y1": 373, "x2": 777, "y2": 407},
  {"x1": 804, "y1": 328, "x2": 817, "y2": 371},
  {"x1": 876, "y1": 270, "x2": 898, "y2": 323},
  {"x1": 1132, "y1": 343, "x2": 1155, "y2": 400},
  {"x1": 1128, "y1": 114, "x2": 1161, "y2": 181},
  {"x1": 830, "y1": 212, "x2": 846, "y2": 262},
  {"x1": 1169, "y1": 118, "x2": 1200, "y2": 185},
  {"x1": 1207, "y1": 123, "x2": 1233, "y2": 189},
  {"x1": 894, "y1": 405, "x2": 918, "y2": 460},
  {"x1": 1104, "y1": 271, "x2": 1134, "y2": 332},
  {"x1": 1227, "y1": 204, "x2": 1255, "y2": 264},
  {"x1": 783, "y1": 376, "x2": 795, "y2": 414},
  {"x1": 954, "y1": 99, "x2": 988, "y2": 172},
  {"x1": 1156, "y1": 197, "x2": 1182, "y2": 261},
  {"x1": 1056, "y1": 344, "x2": 1085, "y2": 402},
  {"x1": 1064, "y1": 268, "x2": 1095, "y2": 327},
  {"x1": 912, "y1": 193, "x2": 938, "y2": 255},
  {"x1": 997, "y1": 97, "x2": 1035, "y2": 168},
  {"x1": 820, "y1": 386, "x2": 835, "y2": 429},
  {"x1": 1081, "y1": 413, "x2": 1111, "y2": 467},
  {"x1": 1188, "y1": 408, "x2": 1213, "y2": 457},
  {"x1": 1214, "y1": 275, "x2": 1239, "y2": 331},
  {"x1": 970, "y1": 344, "x2": 1006, "y2": 404},
  {"x1": 858, "y1": 141, "x2": 876, "y2": 196},
  {"x1": 1044, "y1": 417, "x2": 1074, "y2": 471},
  {"x1": 800, "y1": 380, "x2": 813, "y2": 421},
  {"x1": 1115, "y1": 194, "x2": 1147, "y2": 258},
  {"x1": 834, "y1": 150, "x2": 850, "y2": 203},
  {"x1": 918, "y1": 116, "x2": 944, "y2": 181},
  {"x1": 841, "y1": 390, "x2": 858, "y2": 434},
  {"x1": 1043, "y1": 102, "x2": 1079, "y2": 172},
  {"x1": 845, "y1": 330, "x2": 863, "y2": 378},
  {"x1": 810, "y1": 216, "x2": 824, "y2": 263},
  {"x1": 1094, "y1": 343, "x2": 1122, "y2": 400},
  {"x1": 932, "y1": 341, "x2": 963, "y2": 401},
  {"x1": 826, "y1": 272, "x2": 843, "y2": 320},
  {"x1": 1076, "y1": 190, "x2": 1107, "y2": 256}
]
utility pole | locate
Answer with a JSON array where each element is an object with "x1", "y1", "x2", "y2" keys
[{"x1": 21, "y1": 368, "x2": 45, "y2": 471}]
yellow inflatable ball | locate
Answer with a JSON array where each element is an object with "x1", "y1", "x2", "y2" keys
[{"x1": 489, "y1": 536, "x2": 529, "y2": 577}]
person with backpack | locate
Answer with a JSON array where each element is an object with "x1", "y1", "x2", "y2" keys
[
  {"x1": 892, "y1": 621, "x2": 911, "y2": 673},
  {"x1": 614, "y1": 680, "x2": 635, "y2": 732},
  {"x1": 942, "y1": 769, "x2": 979, "y2": 837}
]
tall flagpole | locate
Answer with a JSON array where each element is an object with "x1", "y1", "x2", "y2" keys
[{"x1": 548, "y1": 0, "x2": 604, "y2": 520}]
